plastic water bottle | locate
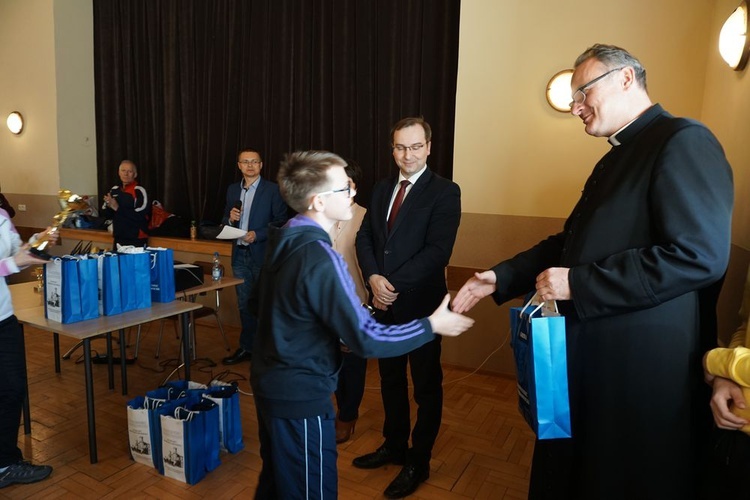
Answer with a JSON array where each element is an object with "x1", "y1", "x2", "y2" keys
[{"x1": 212, "y1": 252, "x2": 222, "y2": 281}]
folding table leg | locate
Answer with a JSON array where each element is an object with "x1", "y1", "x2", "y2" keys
[
  {"x1": 106, "y1": 333, "x2": 114, "y2": 390},
  {"x1": 119, "y1": 329, "x2": 128, "y2": 395},
  {"x1": 83, "y1": 338, "x2": 98, "y2": 464},
  {"x1": 181, "y1": 312, "x2": 191, "y2": 381}
]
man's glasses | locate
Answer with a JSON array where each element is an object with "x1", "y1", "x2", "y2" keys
[
  {"x1": 317, "y1": 182, "x2": 356, "y2": 199},
  {"x1": 392, "y1": 143, "x2": 426, "y2": 153},
  {"x1": 570, "y1": 67, "x2": 624, "y2": 108},
  {"x1": 239, "y1": 159, "x2": 261, "y2": 165}
]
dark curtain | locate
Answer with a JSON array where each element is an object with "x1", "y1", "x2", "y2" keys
[{"x1": 93, "y1": 0, "x2": 461, "y2": 223}]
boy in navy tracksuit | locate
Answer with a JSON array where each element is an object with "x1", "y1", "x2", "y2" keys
[{"x1": 249, "y1": 151, "x2": 473, "y2": 499}]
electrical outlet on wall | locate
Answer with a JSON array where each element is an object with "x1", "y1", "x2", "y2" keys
[{"x1": 17, "y1": 204, "x2": 26, "y2": 212}]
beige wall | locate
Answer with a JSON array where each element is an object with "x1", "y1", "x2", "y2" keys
[
  {"x1": 702, "y1": 0, "x2": 750, "y2": 250},
  {"x1": 0, "y1": 0, "x2": 96, "y2": 212},
  {"x1": 451, "y1": 0, "x2": 748, "y2": 250},
  {"x1": 0, "y1": 0, "x2": 60, "y2": 195},
  {"x1": 3, "y1": 0, "x2": 750, "y2": 374},
  {"x1": 54, "y1": 0, "x2": 97, "y2": 195},
  {"x1": 454, "y1": 0, "x2": 716, "y2": 218}
]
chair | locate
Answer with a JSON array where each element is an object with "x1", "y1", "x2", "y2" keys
[{"x1": 153, "y1": 260, "x2": 231, "y2": 359}]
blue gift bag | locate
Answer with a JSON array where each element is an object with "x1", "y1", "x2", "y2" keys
[
  {"x1": 44, "y1": 257, "x2": 83, "y2": 323},
  {"x1": 161, "y1": 396, "x2": 221, "y2": 484},
  {"x1": 186, "y1": 398, "x2": 221, "y2": 473},
  {"x1": 148, "y1": 247, "x2": 175, "y2": 303},
  {"x1": 127, "y1": 395, "x2": 186, "y2": 472},
  {"x1": 118, "y1": 253, "x2": 138, "y2": 312},
  {"x1": 127, "y1": 396, "x2": 159, "y2": 469},
  {"x1": 97, "y1": 253, "x2": 122, "y2": 316},
  {"x1": 510, "y1": 295, "x2": 571, "y2": 440},
  {"x1": 119, "y1": 251, "x2": 152, "y2": 311},
  {"x1": 204, "y1": 385, "x2": 245, "y2": 453},
  {"x1": 133, "y1": 252, "x2": 152, "y2": 309},
  {"x1": 77, "y1": 257, "x2": 99, "y2": 321}
]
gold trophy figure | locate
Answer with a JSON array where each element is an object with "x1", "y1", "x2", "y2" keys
[
  {"x1": 29, "y1": 190, "x2": 90, "y2": 260},
  {"x1": 33, "y1": 266, "x2": 44, "y2": 293}
]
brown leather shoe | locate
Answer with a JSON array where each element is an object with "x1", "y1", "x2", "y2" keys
[{"x1": 335, "y1": 417, "x2": 357, "y2": 443}]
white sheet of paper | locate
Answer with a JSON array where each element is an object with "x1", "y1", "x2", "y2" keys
[{"x1": 216, "y1": 225, "x2": 247, "y2": 239}]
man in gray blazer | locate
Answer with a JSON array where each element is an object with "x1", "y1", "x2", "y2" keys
[{"x1": 222, "y1": 148, "x2": 288, "y2": 365}]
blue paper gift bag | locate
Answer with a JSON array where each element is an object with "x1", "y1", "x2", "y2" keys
[
  {"x1": 160, "y1": 397, "x2": 221, "y2": 484},
  {"x1": 119, "y1": 251, "x2": 152, "y2": 312},
  {"x1": 510, "y1": 295, "x2": 571, "y2": 440},
  {"x1": 204, "y1": 385, "x2": 245, "y2": 453},
  {"x1": 44, "y1": 257, "x2": 83, "y2": 324},
  {"x1": 148, "y1": 247, "x2": 175, "y2": 303},
  {"x1": 76, "y1": 256, "x2": 99, "y2": 321},
  {"x1": 127, "y1": 391, "x2": 188, "y2": 473},
  {"x1": 97, "y1": 252, "x2": 122, "y2": 316}
]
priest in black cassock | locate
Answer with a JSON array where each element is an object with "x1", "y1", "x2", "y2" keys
[{"x1": 452, "y1": 43, "x2": 733, "y2": 500}]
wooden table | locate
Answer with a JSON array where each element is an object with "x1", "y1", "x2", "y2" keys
[
  {"x1": 177, "y1": 275, "x2": 244, "y2": 299},
  {"x1": 58, "y1": 228, "x2": 235, "y2": 257},
  {"x1": 10, "y1": 283, "x2": 201, "y2": 464}
]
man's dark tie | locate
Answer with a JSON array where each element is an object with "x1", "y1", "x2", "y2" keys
[{"x1": 387, "y1": 180, "x2": 410, "y2": 231}]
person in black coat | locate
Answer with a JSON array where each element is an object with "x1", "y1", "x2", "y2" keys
[
  {"x1": 453, "y1": 44, "x2": 733, "y2": 500},
  {"x1": 354, "y1": 117, "x2": 461, "y2": 499}
]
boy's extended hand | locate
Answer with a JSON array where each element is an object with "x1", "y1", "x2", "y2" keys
[{"x1": 429, "y1": 294, "x2": 475, "y2": 337}]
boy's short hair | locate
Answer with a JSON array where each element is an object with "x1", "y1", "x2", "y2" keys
[{"x1": 278, "y1": 151, "x2": 347, "y2": 213}]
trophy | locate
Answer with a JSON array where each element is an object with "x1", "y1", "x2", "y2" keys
[
  {"x1": 29, "y1": 190, "x2": 90, "y2": 260},
  {"x1": 33, "y1": 266, "x2": 44, "y2": 293}
]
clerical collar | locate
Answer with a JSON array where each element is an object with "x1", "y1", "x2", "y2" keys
[
  {"x1": 608, "y1": 118, "x2": 638, "y2": 146},
  {"x1": 608, "y1": 104, "x2": 662, "y2": 146}
]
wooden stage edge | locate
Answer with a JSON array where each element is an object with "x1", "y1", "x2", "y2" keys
[{"x1": 58, "y1": 228, "x2": 234, "y2": 257}]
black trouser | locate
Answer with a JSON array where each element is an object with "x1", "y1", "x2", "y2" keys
[
  {"x1": 0, "y1": 316, "x2": 26, "y2": 467},
  {"x1": 701, "y1": 427, "x2": 750, "y2": 498},
  {"x1": 335, "y1": 351, "x2": 367, "y2": 422},
  {"x1": 379, "y1": 336, "x2": 442, "y2": 468}
]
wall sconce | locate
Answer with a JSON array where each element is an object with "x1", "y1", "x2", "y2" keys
[
  {"x1": 546, "y1": 69, "x2": 574, "y2": 112},
  {"x1": 719, "y1": 1, "x2": 750, "y2": 71},
  {"x1": 6, "y1": 111, "x2": 24, "y2": 135}
]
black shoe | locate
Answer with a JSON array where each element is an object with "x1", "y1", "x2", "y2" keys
[
  {"x1": 352, "y1": 445, "x2": 405, "y2": 469},
  {"x1": 0, "y1": 461, "x2": 53, "y2": 488},
  {"x1": 384, "y1": 464, "x2": 429, "y2": 499},
  {"x1": 222, "y1": 348, "x2": 252, "y2": 365}
]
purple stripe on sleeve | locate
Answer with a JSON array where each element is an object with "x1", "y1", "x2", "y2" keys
[{"x1": 318, "y1": 241, "x2": 426, "y2": 342}]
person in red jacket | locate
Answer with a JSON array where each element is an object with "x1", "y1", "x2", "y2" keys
[{"x1": 102, "y1": 160, "x2": 151, "y2": 248}]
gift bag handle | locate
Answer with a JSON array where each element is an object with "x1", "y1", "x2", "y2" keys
[{"x1": 519, "y1": 292, "x2": 558, "y2": 318}]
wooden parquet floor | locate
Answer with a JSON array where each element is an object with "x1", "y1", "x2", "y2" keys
[{"x1": 1, "y1": 318, "x2": 533, "y2": 499}]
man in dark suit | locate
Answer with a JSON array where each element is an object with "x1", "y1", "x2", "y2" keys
[
  {"x1": 453, "y1": 44, "x2": 734, "y2": 499},
  {"x1": 221, "y1": 148, "x2": 288, "y2": 365},
  {"x1": 354, "y1": 117, "x2": 461, "y2": 498}
]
